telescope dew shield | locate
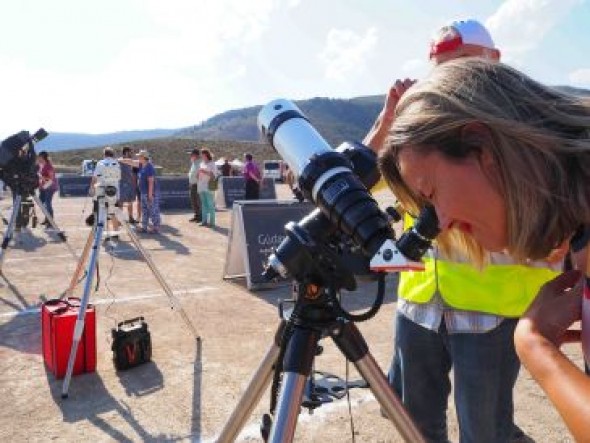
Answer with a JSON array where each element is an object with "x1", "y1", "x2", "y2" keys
[
  {"x1": 258, "y1": 99, "x2": 333, "y2": 177},
  {"x1": 258, "y1": 99, "x2": 393, "y2": 258}
]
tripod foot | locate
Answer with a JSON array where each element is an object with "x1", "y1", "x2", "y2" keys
[
  {"x1": 61, "y1": 393, "x2": 68, "y2": 399},
  {"x1": 261, "y1": 414, "x2": 272, "y2": 442}
]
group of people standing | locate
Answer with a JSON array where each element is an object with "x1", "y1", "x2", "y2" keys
[
  {"x1": 188, "y1": 148, "x2": 262, "y2": 227},
  {"x1": 91, "y1": 146, "x2": 161, "y2": 235},
  {"x1": 35, "y1": 145, "x2": 263, "y2": 236},
  {"x1": 118, "y1": 147, "x2": 161, "y2": 234},
  {"x1": 188, "y1": 147, "x2": 218, "y2": 227},
  {"x1": 34, "y1": 146, "x2": 162, "y2": 235}
]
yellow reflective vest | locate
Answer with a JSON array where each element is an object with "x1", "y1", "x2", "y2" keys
[{"x1": 398, "y1": 215, "x2": 559, "y2": 317}]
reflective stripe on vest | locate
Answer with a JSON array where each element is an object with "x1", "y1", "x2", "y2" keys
[{"x1": 398, "y1": 214, "x2": 559, "y2": 317}]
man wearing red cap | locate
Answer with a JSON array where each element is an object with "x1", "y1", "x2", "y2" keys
[{"x1": 366, "y1": 19, "x2": 555, "y2": 442}]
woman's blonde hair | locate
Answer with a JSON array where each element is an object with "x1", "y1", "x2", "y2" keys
[{"x1": 379, "y1": 57, "x2": 590, "y2": 262}]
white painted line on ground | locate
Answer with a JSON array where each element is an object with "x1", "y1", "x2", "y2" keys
[
  {"x1": 0, "y1": 286, "x2": 216, "y2": 318},
  {"x1": 3, "y1": 243, "x2": 169, "y2": 262},
  {"x1": 204, "y1": 392, "x2": 376, "y2": 443}
]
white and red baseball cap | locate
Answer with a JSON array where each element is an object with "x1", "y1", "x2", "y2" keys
[{"x1": 429, "y1": 19, "x2": 500, "y2": 60}]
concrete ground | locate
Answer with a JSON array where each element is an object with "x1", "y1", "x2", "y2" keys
[{"x1": 0, "y1": 185, "x2": 579, "y2": 442}]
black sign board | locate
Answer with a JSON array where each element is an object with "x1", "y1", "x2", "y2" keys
[
  {"x1": 216, "y1": 177, "x2": 276, "y2": 209},
  {"x1": 58, "y1": 175, "x2": 92, "y2": 197},
  {"x1": 158, "y1": 177, "x2": 191, "y2": 210},
  {"x1": 224, "y1": 200, "x2": 314, "y2": 289},
  {"x1": 57, "y1": 174, "x2": 192, "y2": 211}
]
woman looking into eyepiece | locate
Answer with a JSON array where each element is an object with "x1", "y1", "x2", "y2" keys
[{"x1": 378, "y1": 57, "x2": 590, "y2": 440}]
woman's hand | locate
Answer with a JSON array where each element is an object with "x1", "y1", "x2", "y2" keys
[
  {"x1": 363, "y1": 78, "x2": 416, "y2": 152},
  {"x1": 514, "y1": 270, "x2": 590, "y2": 441},
  {"x1": 382, "y1": 78, "x2": 416, "y2": 122},
  {"x1": 515, "y1": 270, "x2": 583, "y2": 352}
]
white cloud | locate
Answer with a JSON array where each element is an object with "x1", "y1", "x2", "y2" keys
[
  {"x1": 144, "y1": 0, "x2": 278, "y2": 46},
  {"x1": 486, "y1": 0, "x2": 582, "y2": 61},
  {"x1": 0, "y1": 0, "x2": 302, "y2": 134},
  {"x1": 569, "y1": 68, "x2": 590, "y2": 86},
  {"x1": 318, "y1": 27, "x2": 379, "y2": 82}
]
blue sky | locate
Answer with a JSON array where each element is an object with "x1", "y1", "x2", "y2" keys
[{"x1": 1, "y1": 0, "x2": 588, "y2": 136}]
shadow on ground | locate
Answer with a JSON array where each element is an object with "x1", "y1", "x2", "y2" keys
[
  {"x1": 104, "y1": 227, "x2": 191, "y2": 260},
  {"x1": 12, "y1": 231, "x2": 48, "y2": 252},
  {"x1": 115, "y1": 361, "x2": 164, "y2": 397},
  {"x1": 0, "y1": 275, "x2": 51, "y2": 354},
  {"x1": 45, "y1": 346, "x2": 202, "y2": 442}
]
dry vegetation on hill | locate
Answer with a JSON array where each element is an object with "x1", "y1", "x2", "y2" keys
[{"x1": 50, "y1": 137, "x2": 277, "y2": 175}]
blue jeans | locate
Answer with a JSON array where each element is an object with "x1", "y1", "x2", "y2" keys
[
  {"x1": 389, "y1": 312, "x2": 520, "y2": 443},
  {"x1": 39, "y1": 188, "x2": 55, "y2": 218}
]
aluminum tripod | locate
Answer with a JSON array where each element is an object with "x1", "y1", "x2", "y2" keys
[
  {"x1": 217, "y1": 283, "x2": 425, "y2": 443},
  {"x1": 61, "y1": 193, "x2": 201, "y2": 398},
  {"x1": 0, "y1": 192, "x2": 77, "y2": 273}
]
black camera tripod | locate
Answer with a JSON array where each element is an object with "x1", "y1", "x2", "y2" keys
[
  {"x1": 0, "y1": 190, "x2": 77, "y2": 273},
  {"x1": 60, "y1": 188, "x2": 201, "y2": 398},
  {"x1": 217, "y1": 276, "x2": 425, "y2": 443}
]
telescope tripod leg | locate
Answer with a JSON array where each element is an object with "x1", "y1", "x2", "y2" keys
[
  {"x1": 31, "y1": 194, "x2": 78, "y2": 260},
  {"x1": 63, "y1": 227, "x2": 94, "y2": 298},
  {"x1": 61, "y1": 205, "x2": 107, "y2": 398},
  {"x1": 218, "y1": 319, "x2": 425, "y2": 443},
  {"x1": 330, "y1": 321, "x2": 425, "y2": 443},
  {"x1": 120, "y1": 217, "x2": 201, "y2": 339},
  {"x1": 268, "y1": 320, "x2": 425, "y2": 443},
  {"x1": 0, "y1": 194, "x2": 22, "y2": 273},
  {"x1": 269, "y1": 326, "x2": 322, "y2": 443},
  {"x1": 217, "y1": 332, "x2": 283, "y2": 443}
]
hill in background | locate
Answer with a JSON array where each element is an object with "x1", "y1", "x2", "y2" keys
[
  {"x1": 36, "y1": 129, "x2": 176, "y2": 152},
  {"x1": 178, "y1": 86, "x2": 590, "y2": 145},
  {"x1": 50, "y1": 95, "x2": 385, "y2": 174},
  {"x1": 50, "y1": 138, "x2": 273, "y2": 175},
  {"x1": 177, "y1": 96, "x2": 384, "y2": 146},
  {"x1": 48, "y1": 85, "x2": 590, "y2": 174},
  {"x1": 42, "y1": 95, "x2": 385, "y2": 154}
]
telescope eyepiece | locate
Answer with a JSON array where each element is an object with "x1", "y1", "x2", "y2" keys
[
  {"x1": 395, "y1": 205, "x2": 440, "y2": 262},
  {"x1": 413, "y1": 205, "x2": 440, "y2": 240}
]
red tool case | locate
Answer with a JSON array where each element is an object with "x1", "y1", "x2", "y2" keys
[{"x1": 41, "y1": 297, "x2": 96, "y2": 379}]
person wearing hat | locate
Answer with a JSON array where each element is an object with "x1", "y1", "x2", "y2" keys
[
  {"x1": 365, "y1": 19, "x2": 557, "y2": 442},
  {"x1": 119, "y1": 149, "x2": 161, "y2": 233},
  {"x1": 188, "y1": 148, "x2": 202, "y2": 223}
]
